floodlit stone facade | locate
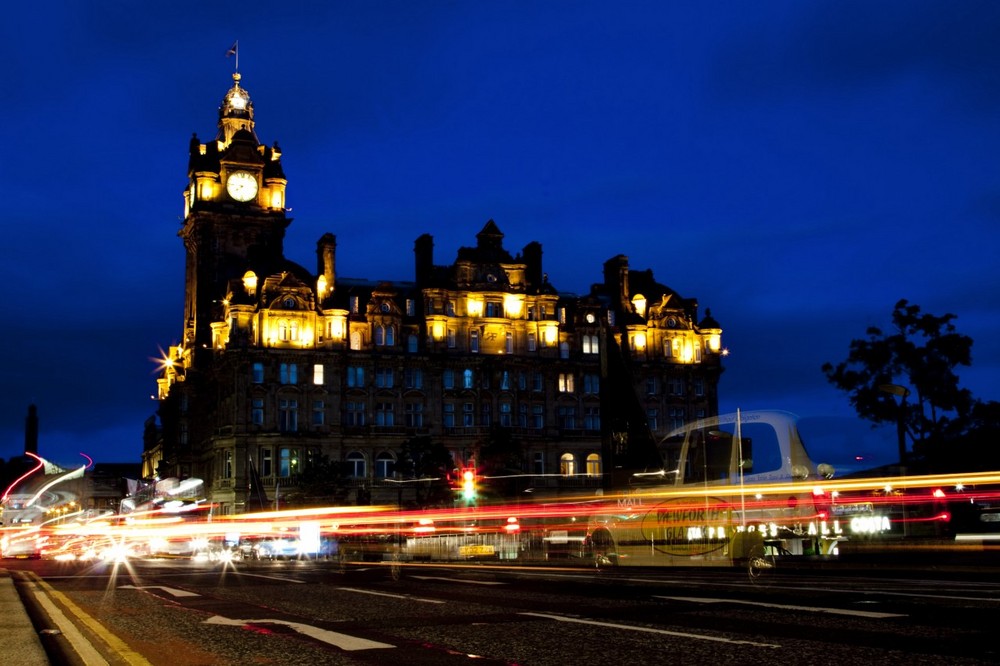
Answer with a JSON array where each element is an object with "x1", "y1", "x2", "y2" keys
[{"x1": 143, "y1": 72, "x2": 725, "y2": 513}]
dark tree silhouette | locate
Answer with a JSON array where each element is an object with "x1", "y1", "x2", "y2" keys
[
  {"x1": 822, "y1": 299, "x2": 974, "y2": 466},
  {"x1": 285, "y1": 453, "x2": 349, "y2": 507},
  {"x1": 396, "y1": 436, "x2": 454, "y2": 507}
]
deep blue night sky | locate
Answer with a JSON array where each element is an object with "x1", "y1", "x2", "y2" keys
[{"x1": 3, "y1": 2, "x2": 998, "y2": 474}]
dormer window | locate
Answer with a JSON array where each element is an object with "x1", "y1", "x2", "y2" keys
[{"x1": 283, "y1": 297, "x2": 296, "y2": 309}]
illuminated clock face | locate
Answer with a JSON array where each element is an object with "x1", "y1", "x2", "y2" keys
[{"x1": 227, "y1": 171, "x2": 258, "y2": 202}]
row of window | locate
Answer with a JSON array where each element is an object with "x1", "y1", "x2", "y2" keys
[
  {"x1": 220, "y1": 446, "x2": 602, "y2": 480},
  {"x1": 249, "y1": 401, "x2": 693, "y2": 433},
  {"x1": 253, "y1": 362, "x2": 706, "y2": 398},
  {"x1": 256, "y1": 399, "x2": 600, "y2": 431}
]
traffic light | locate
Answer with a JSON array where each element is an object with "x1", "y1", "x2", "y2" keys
[{"x1": 461, "y1": 468, "x2": 476, "y2": 501}]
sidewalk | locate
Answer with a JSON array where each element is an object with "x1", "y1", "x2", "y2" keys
[{"x1": 0, "y1": 569, "x2": 49, "y2": 665}]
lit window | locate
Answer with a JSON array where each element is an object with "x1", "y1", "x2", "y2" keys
[
  {"x1": 350, "y1": 296, "x2": 359, "y2": 314},
  {"x1": 223, "y1": 450, "x2": 233, "y2": 479},
  {"x1": 582, "y1": 334, "x2": 599, "y2": 354},
  {"x1": 558, "y1": 373, "x2": 575, "y2": 393},
  {"x1": 350, "y1": 331, "x2": 362, "y2": 350},
  {"x1": 406, "y1": 299, "x2": 415, "y2": 316},
  {"x1": 313, "y1": 364, "x2": 324, "y2": 385},
  {"x1": 279, "y1": 447, "x2": 300, "y2": 477},
  {"x1": 586, "y1": 453, "x2": 601, "y2": 477},
  {"x1": 560, "y1": 453, "x2": 576, "y2": 476},
  {"x1": 463, "y1": 369, "x2": 474, "y2": 389}
]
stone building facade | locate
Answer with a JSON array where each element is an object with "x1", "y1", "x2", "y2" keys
[{"x1": 142, "y1": 72, "x2": 725, "y2": 513}]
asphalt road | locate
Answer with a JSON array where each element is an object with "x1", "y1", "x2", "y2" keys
[{"x1": 8, "y1": 557, "x2": 1000, "y2": 665}]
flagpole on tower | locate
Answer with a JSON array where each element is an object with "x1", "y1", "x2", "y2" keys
[{"x1": 226, "y1": 40, "x2": 239, "y2": 72}]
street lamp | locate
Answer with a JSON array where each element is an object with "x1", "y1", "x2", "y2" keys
[{"x1": 879, "y1": 383, "x2": 911, "y2": 467}]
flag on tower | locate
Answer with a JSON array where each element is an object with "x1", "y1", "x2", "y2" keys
[{"x1": 226, "y1": 41, "x2": 238, "y2": 58}]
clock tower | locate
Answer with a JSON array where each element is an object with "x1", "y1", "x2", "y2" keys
[{"x1": 179, "y1": 71, "x2": 290, "y2": 351}]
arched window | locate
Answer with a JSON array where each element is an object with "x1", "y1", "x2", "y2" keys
[
  {"x1": 346, "y1": 451, "x2": 366, "y2": 478},
  {"x1": 350, "y1": 331, "x2": 362, "y2": 350},
  {"x1": 385, "y1": 326, "x2": 395, "y2": 346},
  {"x1": 279, "y1": 319, "x2": 289, "y2": 341},
  {"x1": 586, "y1": 453, "x2": 601, "y2": 477},
  {"x1": 375, "y1": 452, "x2": 395, "y2": 478},
  {"x1": 374, "y1": 326, "x2": 384, "y2": 346},
  {"x1": 463, "y1": 368, "x2": 474, "y2": 389},
  {"x1": 560, "y1": 453, "x2": 576, "y2": 476}
]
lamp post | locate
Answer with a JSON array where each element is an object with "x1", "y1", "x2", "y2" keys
[{"x1": 879, "y1": 383, "x2": 910, "y2": 468}]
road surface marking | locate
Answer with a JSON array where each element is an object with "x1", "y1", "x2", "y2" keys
[
  {"x1": 338, "y1": 586, "x2": 445, "y2": 604},
  {"x1": 411, "y1": 575, "x2": 506, "y2": 585},
  {"x1": 519, "y1": 612, "x2": 780, "y2": 647},
  {"x1": 656, "y1": 596, "x2": 906, "y2": 618},
  {"x1": 25, "y1": 572, "x2": 153, "y2": 665},
  {"x1": 118, "y1": 584, "x2": 200, "y2": 597},
  {"x1": 205, "y1": 615, "x2": 394, "y2": 650},
  {"x1": 231, "y1": 571, "x2": 306, "y2": 583}
]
